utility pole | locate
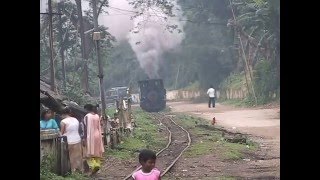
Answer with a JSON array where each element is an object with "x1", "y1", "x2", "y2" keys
[
  {"x1": 75, "y1": 0, "x2": 89, "y2": 93},
  {"x1": 92, "y1": 0, "x2": 108, "y2": 134}
]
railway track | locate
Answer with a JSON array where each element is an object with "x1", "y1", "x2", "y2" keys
[{"x1": 123, "y1": 112, "x2": 191, "y2": 179}]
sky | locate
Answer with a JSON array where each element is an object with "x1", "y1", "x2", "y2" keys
[
  {"x1": 40, "y1": 0, "x2": 185, "y2": 78},
  {"x1": 40, "y1": 0, "x2": 134, "y2": 41}
]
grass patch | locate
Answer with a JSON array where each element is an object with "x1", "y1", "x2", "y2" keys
[
  {"x1": 219, "y1": 70, "x2": 280, "y2": 106},
  {"x1": 161, "y1": 105, "x2": 172, "y2": 113},
  {"x1": 220, "y1": 142, "x2": 246, "y2": 160},
  {"x1": 221, "y1": 97, "x2": 280, "y2": 108},
  {"x1": 105, "y1": 108, "x2": 167, "y2": 160},
  {"x1": 173, "y1": 114, "x2": 257, "y2": 160},
  {"x1": 220, "y1": 72, "x2": 246, "y2": 90},
  {"x1": 40, "y1": 154, "x2": 88, "y2": 180},
  {"x1": 106, "y1": 148, "x2": 133, "y2": 160},
  {"x1": 184, "y1": 139, "x2": 215, "y2": 157},
  {"x1": 221, "y1": 99, "x2": 248, "y2": 107},
  {"x1": 220, "y1": 98, "x2": 256, "y2": 107},
  {"x1": 163, "y1": 176, "x2": 237, "y2": 180},
  {"x1": 106, "y1": 106, "x2": 117, "y2": 117},
  {"x1": 185, "y1": 140, "x2": 252, "y2": 160},
  {"x1": 216, "y1": 176, "x2": 237, "y2": 180},
  {"x1": 181, "y1": 81, "x2": 200, "y2": 91},
  {"x1": 40, "y1": 172, "x2": 88, "y2": 180}
]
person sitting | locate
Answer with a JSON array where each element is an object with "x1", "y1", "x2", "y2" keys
[{"x1": 40, "y1": 109, "x2": 59, "y2": 131}]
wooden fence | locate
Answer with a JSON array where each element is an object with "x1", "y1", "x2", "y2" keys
[{"x1": 40, "y1": 130, "x2": 70, "y2": 176}]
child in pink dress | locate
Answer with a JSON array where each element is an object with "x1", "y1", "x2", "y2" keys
[{"x1": 132, "y1": 149, "x2": 161, "y2": 180}]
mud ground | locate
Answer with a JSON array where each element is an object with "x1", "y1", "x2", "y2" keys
[
  {"x1": 164, "y1": 101, "x2": 280, "y2": 179},
  {"x1": 97, "y1": 101, "x2": 280, "y2": 179}
]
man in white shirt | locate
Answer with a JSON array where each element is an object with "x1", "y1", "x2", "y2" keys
[{"x1": 207, "y1": 85, "x2": 215, "y2": 108}]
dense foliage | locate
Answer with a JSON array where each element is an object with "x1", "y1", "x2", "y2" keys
[{"x1": 40, "y1": 0, "x2": 279, "y2": 104}]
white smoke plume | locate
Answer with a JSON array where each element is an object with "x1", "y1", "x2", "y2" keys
[
  {"x1": 126, "y1": 2, "x2": 185, "y2": 78},
  {"x1": 41, "y1": 0, "x2": 185, "y2": 79}
]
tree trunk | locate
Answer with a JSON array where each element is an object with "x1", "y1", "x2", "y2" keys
[
  {"x1": 40, "y1": 16, "x2": 49, "y2": 35},
  {"x1": 233, "y1": 27, "x2": 250, "y2": 94},
  {"x1": 75, "y1": 0, "x2": 90, "y2": 93},
  {"x1": 252, "y1": 32, "x2": 269, "y2": 66},
  {"x1": 240, "y1": 34, "x2": 256, "y2": 104},
  {"x1": 48, "y1": 0, "x2": 56, "y2": 92},
  {"x1": 174, "y1": 64, "x2": 181, "y2": 89},
  {"x1": 57, "y1": 2, "x2": 66, "y2": 89}
]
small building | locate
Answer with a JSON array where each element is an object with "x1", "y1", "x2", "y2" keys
[{"x1": 40, "y1": 77, "x2": 88, "y2": 175}]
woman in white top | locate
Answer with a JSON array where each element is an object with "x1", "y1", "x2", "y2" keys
[{"x1": 60, "y1": 107, "x2": 83, "y2": 172}]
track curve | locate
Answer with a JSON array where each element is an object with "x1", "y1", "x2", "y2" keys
[{"x1": 123, "y1": 112, "x2": 191, "y2": 179}]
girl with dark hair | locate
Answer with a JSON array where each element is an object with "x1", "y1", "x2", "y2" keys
[
  {"x1": 131, "y1": 149, "x2": 160, "y2": 180},
  {"x1": 40, "y1": 109, "x2": 59, "y2": 131}
]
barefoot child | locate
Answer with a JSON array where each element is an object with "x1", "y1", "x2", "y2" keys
[{"x1": 131, "y1": 149, "x2": 161, "y2": 180}]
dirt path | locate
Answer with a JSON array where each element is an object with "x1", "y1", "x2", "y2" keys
[
  {"x1": 166, "y1": 101, "x2": 280, "y2": 179},
  {"x1": 168, "y1": 101, "x2": 280, "y2": 139}
]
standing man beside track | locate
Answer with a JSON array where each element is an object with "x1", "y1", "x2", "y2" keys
[{"x1": 207, "y1": 85, "x2": 215, "y2": 108}]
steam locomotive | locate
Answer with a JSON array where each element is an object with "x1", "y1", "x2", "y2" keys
[{"x1": 138, "y1": 79, "x2": 166, "y2": 112}]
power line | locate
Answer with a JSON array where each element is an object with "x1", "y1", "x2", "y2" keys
[
  {"x1": 107, "y1": 6, "x2": 138, "y2": 13},
  {"x1": 101, "y1": 13, "x2": 135, "y2": 16},
  {"x1": 40, "y1": 12, "x2": 63, "y2": 15},
  {"x1": 106, "y1": 7, "x2": 137, "y2": 16},
  {"x1": 105, "y1": 5, "x2": 226, "y2": 26}
]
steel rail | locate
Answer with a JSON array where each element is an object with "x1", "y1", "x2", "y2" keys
[{"x1": 123, "y1": 112, "x2": 191, "y2": 179}]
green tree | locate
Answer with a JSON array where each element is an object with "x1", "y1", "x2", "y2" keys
[{"x1": 40, "y1": 0, "x2": 115, "y2": 104}]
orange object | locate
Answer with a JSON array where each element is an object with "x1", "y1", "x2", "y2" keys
[{"x1": 212, "y1": 117, "x2": 216, "y2": 125}]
